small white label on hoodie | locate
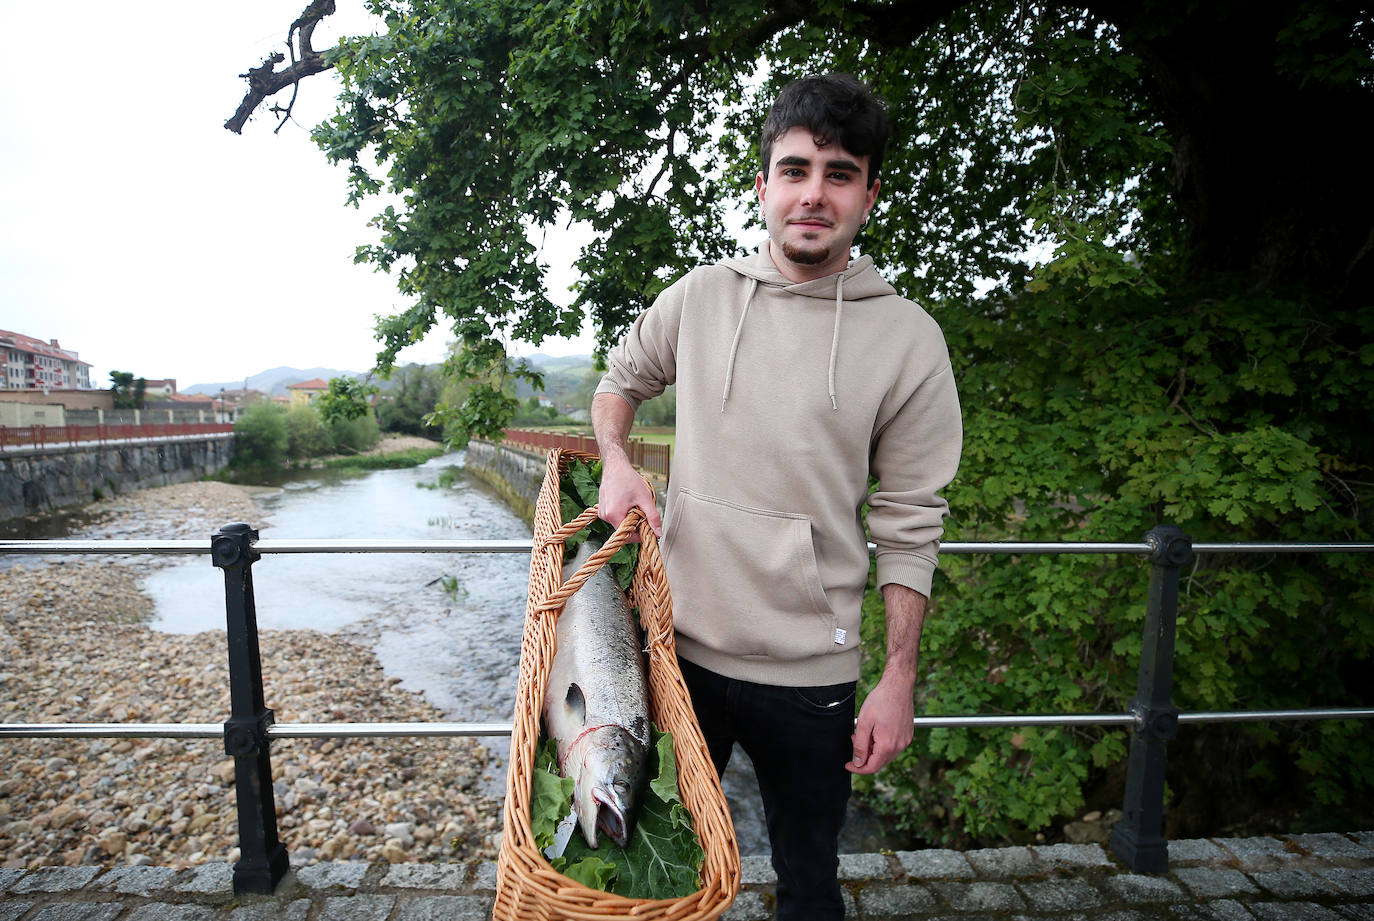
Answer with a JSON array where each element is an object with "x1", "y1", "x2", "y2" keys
[{"x1": 834, "y1": 628, "x2": 847, "y2": 645}]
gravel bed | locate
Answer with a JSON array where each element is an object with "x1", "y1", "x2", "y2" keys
[{"x1": 0, "y1": 480, "x2": 503, "y2": 870}]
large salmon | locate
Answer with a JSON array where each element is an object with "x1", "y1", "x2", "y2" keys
[{"x1": 542, "y1": 537, "x2": 651, "y2": 849}]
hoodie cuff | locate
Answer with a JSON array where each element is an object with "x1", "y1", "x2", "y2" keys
[
  {"x1": 593, "y1": 377, "x2": 643, "y2": 414},
  {"x1": 875, "y1": 549, "x2": 938, "y2": 599}
]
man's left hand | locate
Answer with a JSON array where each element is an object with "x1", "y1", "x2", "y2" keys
[{"x1": 846, "y1": 676, "x2": 915, "y2": 775}]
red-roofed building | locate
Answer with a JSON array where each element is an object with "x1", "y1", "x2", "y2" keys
[
  {"x1": 287, "y1": 377, "x2": 329, "y2": 408},
  {"x1": 0, "y1": 329, "x2": 93, "y2": 390},
  {"x1": 142, "y1": 378, "x2": 179, "y2": 397}
]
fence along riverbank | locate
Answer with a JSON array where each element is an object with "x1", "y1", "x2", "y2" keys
[{"x1": 3, "y1": 519, "x2": 1371, "y2": 896}]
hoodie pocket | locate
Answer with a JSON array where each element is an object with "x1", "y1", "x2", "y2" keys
[{"x1": 664, "y1": 487, "x2": 837, "y2": 661}]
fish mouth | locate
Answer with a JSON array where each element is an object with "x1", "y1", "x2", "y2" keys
[{"x1": 593, "y1": 788, "x2": 631, "y2": 848}]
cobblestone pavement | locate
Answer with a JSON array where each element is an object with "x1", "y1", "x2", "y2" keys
[{"x1": 2, "y1": 832, "x2": 1372, "y2": 920}]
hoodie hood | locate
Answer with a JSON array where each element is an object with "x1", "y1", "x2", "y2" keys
[
  {"x1": 721, "y1": 245, "x2": 898, "y2": 300},
  {"x1": 717, "y1": 245, "x2": 898, "y2": 412}
]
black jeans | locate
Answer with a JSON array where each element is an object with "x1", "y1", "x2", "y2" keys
[{"x1": 678, "y1": 657, "x2": 855, "y2": 921}]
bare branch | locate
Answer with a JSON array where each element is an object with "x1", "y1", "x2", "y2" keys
[{"x1": 224, "y1": 0, "x2": 338, "y2": 134}]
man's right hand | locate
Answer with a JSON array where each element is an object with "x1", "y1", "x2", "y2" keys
[
  {"x1": 597, "y1": 454, "x2": 662, "y2": 538},
  {"x1": 591, "y1": 392, "x2": 663, "y2": 539}
]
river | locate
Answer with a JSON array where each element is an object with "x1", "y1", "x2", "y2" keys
[{"x1": 144, "y1": 454, "x2": 530, "y2": 738}]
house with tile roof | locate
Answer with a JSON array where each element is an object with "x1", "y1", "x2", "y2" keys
[
  {"x1": 0, "y1": 329, "x2": 93, "y2": 390},
  {"x1": 287, "y1": 377, "x2": 329, "y2": 409}
]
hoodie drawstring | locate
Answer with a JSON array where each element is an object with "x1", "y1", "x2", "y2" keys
[
  {"x1": 720, "y1": 272, "x2": 849, "y2": 413},
  {"x1": 721, "y1": 278, "x2": 758, "y2": 413},
  {"x1": 827, "y1": 274, "x2": 844, "y2": 411}
]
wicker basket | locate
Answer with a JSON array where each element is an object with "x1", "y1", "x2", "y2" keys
[{"x1": 493, "y1": 448, "x2": 740, "y2": 921}]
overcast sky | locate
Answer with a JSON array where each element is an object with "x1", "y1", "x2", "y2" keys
[{"x1": 0, "y1": 3, "x2": 600, "y2": 392}]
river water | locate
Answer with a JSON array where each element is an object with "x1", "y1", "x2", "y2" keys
[
  {"x1": 143, "y1": 454, "x2": 530, "y2": 755},
  {"x1": 30, "y1": 450, "x2": 910, "y2": 856}
]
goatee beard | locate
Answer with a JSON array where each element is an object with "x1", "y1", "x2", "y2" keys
[{"x1": 781, "y1": 240, "x2": 830, "y2": 266}]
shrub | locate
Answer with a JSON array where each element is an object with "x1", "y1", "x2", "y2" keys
[
  {"x1": 232, "y1": 403, "x2": 289, "y2": 472},
  {"x1": 326, "y1": 412, "x2": 382, "y2": 455},
  {"x1": 854, "y1": 276, "x2": 1374, "y2": 846},
  {"x1": 286, "y1": 406, "x2": 331, "y2": 460}
]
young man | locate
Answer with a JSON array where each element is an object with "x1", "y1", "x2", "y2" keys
[{"x1": 592, "y1": 73, "x2": 962, "y2": 920}]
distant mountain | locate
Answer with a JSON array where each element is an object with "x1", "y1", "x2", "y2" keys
[
  {"x1": 183, "y1": 356, "x2": 592, "y2": 401},
  {"x1": 512, "y1": 353, "x2": 597, "y2": 405},
  {"x1": 520, "y1": 353, "x2": 594, "y2": 372},
  {"x1": 184, "y1": 366, "x2": 366, "y2": 398}
]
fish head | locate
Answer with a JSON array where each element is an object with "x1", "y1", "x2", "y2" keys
[{"x1": 571, "y1": 726, "x2": 648, "y2": 849}]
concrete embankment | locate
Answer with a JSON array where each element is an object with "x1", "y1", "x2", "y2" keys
[
  {"x1": 463, "y1": 439, "x2": 546, "y2": 524},
  {"x1": 0, "y1": 435, "x2": 234, "y2": 522},
  {"x1": 465, "y1": 437, "x2": 667, "y2": 525}
]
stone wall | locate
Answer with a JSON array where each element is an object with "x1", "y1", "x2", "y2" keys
[
  {"x1": 0, "y1": 435, "x2": 235, "y2": 522},
  {"x1": 463, "y1": 439, "x2": 546, "y2": 525}
]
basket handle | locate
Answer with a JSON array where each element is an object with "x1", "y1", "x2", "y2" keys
[{"x1": 534, "y1": 507, "x2": 645, "y2": 614}]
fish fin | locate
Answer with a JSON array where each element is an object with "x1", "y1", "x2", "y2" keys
[{"x1": 565, "y1": 682, "x2": 586, "y2": 723}]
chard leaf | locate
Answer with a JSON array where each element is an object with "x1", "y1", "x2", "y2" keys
[
  {"x1": 560, "y1": 491, "x2": 587, "y2": 534},
  {"x1": 649, "y1": 729, "x2": 682, "y2": 805},
  {"x1": 560, "y1": 855, "x2": 618, "y2": 890},
  {"x1": 569, "y1": 459, "x2": 601, "y2": 508},
  {"x1": 610, "y1": 542, "x2": 639, "y2": 591},
  {"x1": 609, "y1": 788, "x2": 704, "y2": 899},
  {"x1": 530, "y1": 739, "x2": 575, "y2": 852}
]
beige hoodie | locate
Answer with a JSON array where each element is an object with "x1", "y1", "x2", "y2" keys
[{"x1": 596, "y1": 247, "x2": 962, "y2": 685}]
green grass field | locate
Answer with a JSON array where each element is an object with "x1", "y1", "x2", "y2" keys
[{"x1": 631, "y1": 429, "x2": 675, "y2": 450}]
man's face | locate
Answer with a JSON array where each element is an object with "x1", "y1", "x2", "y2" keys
[{"x1": 756, "y1": 126, "x2": 880, "y2": 282}]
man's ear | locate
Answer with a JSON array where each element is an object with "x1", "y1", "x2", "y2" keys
[
  {"x1": 755, "y1": 171, "x2": 767, "y2": 205},
  {"x1": 866, "y1": 177, "x2": 881, "y2": 213}
]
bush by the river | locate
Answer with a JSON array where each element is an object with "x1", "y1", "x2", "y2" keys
[
  {"x1": 227, "y1": 402, "x2": 382, "y2": 479},
  {"x1": 325, "y1": 447, "x2": 445, "y2": 470}
]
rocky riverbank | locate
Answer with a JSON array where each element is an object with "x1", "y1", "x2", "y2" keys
[{"x1": 0, "y1": 478, "x2": 504, "y2": 871}]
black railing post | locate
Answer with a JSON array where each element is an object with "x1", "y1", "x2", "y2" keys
[
  {"x1": 212, "y1": 522, "x2": 288, "y2": 894},
  {"x1": 1109, "y1": 524, "x2": 1193, "y2": 873}
]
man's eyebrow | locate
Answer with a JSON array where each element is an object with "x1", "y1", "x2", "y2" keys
[{"x1": 773, "y1": 154, "x2": 863, "y2": 174}]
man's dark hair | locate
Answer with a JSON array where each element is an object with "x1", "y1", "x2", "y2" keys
[{"x1": 759, "y1": 73, "x2": 890, "y2": 189}]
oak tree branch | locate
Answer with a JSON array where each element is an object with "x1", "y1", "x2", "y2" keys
[{"x1": 224, "y1": 0, "x2": 338, "y2": 134}]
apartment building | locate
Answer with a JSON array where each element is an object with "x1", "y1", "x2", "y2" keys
[{"x1": 0, "y1": 328, "x2": 93, "y2": 390}]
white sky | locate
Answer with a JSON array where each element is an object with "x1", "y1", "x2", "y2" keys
[{"x1": 0, "y1": 2, "x2": 599, "y2": 392}]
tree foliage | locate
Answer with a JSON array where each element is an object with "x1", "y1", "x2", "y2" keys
[
  {"x1": 286, "y1": 404, "x2": 332, "y2": 459},
  {"x1": 108, "y1": 371, "x2": 147, "y2": 410},
  {"x1": 373, "y1": 362, "x2": 445, "y2": 436},
  {"x1": 232, "y1": 402, "x2": 290, "y2": 473},
  {"x1": 237, "y1": 0, "x2": 1373, "y2": 841},
  {"x1": 315, "y1": 375, "x2": 378, "y2": 424},
  {"x1": 325, "y1": 410, "x2": 383, "y2": 454}
]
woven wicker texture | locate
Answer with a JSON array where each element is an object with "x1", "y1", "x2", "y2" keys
[{"x1": 493, "y1": 448, "x2": 740, "y2": 920}]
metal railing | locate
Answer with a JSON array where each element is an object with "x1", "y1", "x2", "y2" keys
[
  {"x1": 0, "y1": 422, "x2": 234, "y2": 451},
  {"x1": 501, "y1": 428, "x2": 671, "y2": 482},
  {"x1": 2, "y1": 525, "x2": 1372, "y2": 894}
]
